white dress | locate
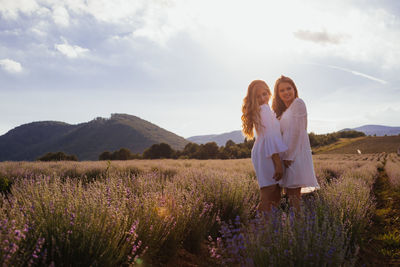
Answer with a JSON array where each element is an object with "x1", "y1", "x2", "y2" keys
[
  {"x1": 279, "y1": 98, "x2": 320, "y2": 193},
  {"x1": 251, "y1": 104, "x2": 288, "y2": 188}
]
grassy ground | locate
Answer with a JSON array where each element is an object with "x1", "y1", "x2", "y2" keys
[
  {"x1": 0, "y1": 155, "x2": 397, "y2": 266},
  {"x1": 312, "y1": 137, "x2": 366, "y2": 154},
  {"x1": 357, "y1": 155, "x2": 400, "y2": 266},
  {"x1": 314, "y1": 136, "x2": 400, "y2": 154}
]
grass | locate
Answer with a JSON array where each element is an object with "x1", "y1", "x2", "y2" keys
[
  {"x1": 312, "y1": 137, "x2": 366, "y2": 154},
  {"x1": 357, "y1": 154, "x2": 400, "y2": 265},
  {"x1": 0, "y1": 154, "x2": 395, "y2": 266},
  {"x1": 315, "y1": 136, "x2": 400, "y2": 154}
]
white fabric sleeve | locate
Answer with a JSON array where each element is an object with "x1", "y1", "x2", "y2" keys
[
  {"x1": 260, "y1": 105, "x2": 288, "y2": 158},
  {"x1": 283, "y1": 98, "x2": 307, "y2": 161}
]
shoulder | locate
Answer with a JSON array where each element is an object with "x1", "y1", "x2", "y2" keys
[
  {"x1": 293, "y1": 98, "x2": 306, "y2": 107},
  {"x1": 260, "y1": 104, "x2": 272, "y2": 113},
  {"x1": 291, "y1": 98, "x2": 307, "y2": 115},
  {"x1": 260, "y1": 103, "x2": 271, "y2": 109},
  {"x1": 292, "y1": 98, "x2": 306, "y2": 109}
]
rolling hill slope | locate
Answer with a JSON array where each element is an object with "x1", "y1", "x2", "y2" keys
[
  {"x1": 187, "y1": 130, "x2": 245, "y2": 146},
  {"x1": 315, "y1": 136, "x2": 400, "y2": 154},
  {"x1": 0, "y1": 114, "x2": 188, "y2": 161}
]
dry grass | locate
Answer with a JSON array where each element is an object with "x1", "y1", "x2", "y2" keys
[
  {"x1": 0, "y1": 155, "x2": 384, "y2": 266},
  {"x1": 385, "y1": 153, "x2": 400, "y2": 187},
  {"x1": 316, "y1": 136, "x2": 400, "y2": 154}
]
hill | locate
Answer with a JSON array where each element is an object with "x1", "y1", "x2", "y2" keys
[
  {"x1": 188, "y1": 124, "x2": 400, "y2": 147},
  {"x1": 187, "y1": 130, "x2": 245, "y2": 146},
  {"x1": 341, "y1": 125, "x2": 400, "y2": 136},
  {"x1": 315, "y1": 136, "x2": 400, "y2": 154},
  {"x1": 0, "y1": 114, "x2": 188, "y2": 161}
]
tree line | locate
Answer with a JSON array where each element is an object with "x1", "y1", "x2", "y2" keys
[
  {"x1": 99, "y1": 139, "x2": 255, "y2": 160},
  {"x1": 37, "y1": 130, "x2": 366, "y2": 161}
]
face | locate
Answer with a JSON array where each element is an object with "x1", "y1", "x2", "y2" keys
[
  {"x1": 278, "y1": 82, "x2": 295, "y2": 106},
  {"x1": 256, "y1": 87, "x2": 270, "y2": 106}
]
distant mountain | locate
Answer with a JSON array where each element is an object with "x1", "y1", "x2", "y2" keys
[
  {"x1": 188, "y1": 130, "x2": 245, "y2": 146},
  {"x1": 341, "y1": 125, "x2": 400, "y2": 136},
  {"x1": 188, "y1": 124, "x2": 400, "y2": 147},
  {"x1": 0, "y1": 114, "x2": 188, "y2": 161}
]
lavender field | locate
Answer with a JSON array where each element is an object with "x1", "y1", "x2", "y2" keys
[{"x1": 0, "y1": 153, "x2": 399, "y2": 266}]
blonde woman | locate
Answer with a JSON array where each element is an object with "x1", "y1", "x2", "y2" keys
[
  {"x1": 242, "y1": 80, "x2": 288, "y2": 213},
  {"x1": 272, "y1": 75, "x2": 320, "y2": 210}
]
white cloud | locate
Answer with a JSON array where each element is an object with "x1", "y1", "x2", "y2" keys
[
  {"x1": 0, "y1": 59, "x2": 23, "y2": 73},
  {"x1": 52, "y1": 5, "x2": 70, "y2": 27},
  {"x1": 55, "y1": 38, "x2": 89, "y2": 58},
  {"x1": 293, "y1": 30, "x2": 347, "y2": 45},
  {"x1": 0, "y1": 0, "x2": 39, "y2": 19}
]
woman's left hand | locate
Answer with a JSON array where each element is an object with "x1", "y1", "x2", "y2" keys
[
  {"x1": 283, "y1": 160, "x2": 293, "y2": 168},
  {"x1": 273, "y1": 164, "x2": 283, "y2": 181}
]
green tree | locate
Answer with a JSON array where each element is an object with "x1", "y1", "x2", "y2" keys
[
  {"x1": 143, "y1": 143, "x2": 174, "y2": 159},
  {"x1": 99, "y1": 151, "x2": 112, "y2": 160},
  {"x1": 37, "y1": 151, "x2": 78, "y2": 161},
  {"x1": 112, "y1": 148, "x2": 132, "y2": 160},
  {"x1": 182, "y1": 143, "x2": 200, "y2": 158},
  {"x1": 225, "y1": 139, "x2": 236, "y2": 148},
  {"x1": 199, "y1": 142, "x2": 219, "y2": 159}
]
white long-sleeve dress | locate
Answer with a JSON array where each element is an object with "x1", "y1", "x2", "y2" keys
[
  {"x1": 279, "y1": 98, "x2": 319, "y2": 193},
  {"x1": 251, "y1": 104, "x2": 288, "y2": 188}
]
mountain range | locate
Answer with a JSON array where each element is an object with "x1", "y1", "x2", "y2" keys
[
  {"x1": 187, "y1": 125, "x2": 400, "y2": 146},
  {"x1": 1, "y1": 114, "x2": 398, "y2": 162},
  {"x1": 0, "y1": 114, "x2": 188, "y2": 161},
  {"x1": 341, "y1": 125, "x2": 400, "y2": 136},
  {"x1": 187, "y1": 131, "x2": 246, "y2": 146}
]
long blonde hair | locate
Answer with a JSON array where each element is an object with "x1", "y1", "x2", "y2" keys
[
  {"x1": 241, "y1": 80, "x2": 271, "y2": 139},
  {"x1": 271, "y1": 75, "x2": 299, "y2": 118}
]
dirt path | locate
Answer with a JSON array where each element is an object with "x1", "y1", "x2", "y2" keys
[{"x1": 357, "y1": 156, "x2": 400, "y2": 266}]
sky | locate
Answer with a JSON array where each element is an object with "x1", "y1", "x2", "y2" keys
[{"x1": 1, "y1": 0, "x2": 400, "y2": 138}]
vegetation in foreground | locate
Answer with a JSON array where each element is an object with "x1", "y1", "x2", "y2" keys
[
  {"x1": 0, "y1": 153, "x2": 398, "y2": 266},
  {"x1": 357, "y1": 153, "x2": 400, "y2": 265}
]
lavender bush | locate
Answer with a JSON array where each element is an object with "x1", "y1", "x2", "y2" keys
[
  {"x1": 385, "y1": 153, "x2": 400, "y2": 187},
  {"x1": 0, "y1": 155, "x2": 381, "y2": 265}
]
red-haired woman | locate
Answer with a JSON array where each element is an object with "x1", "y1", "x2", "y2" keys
[
  {"x1": 272, "y1": 75, "x2": 319, "y2": 211},
  {"x1": 242, "y1": 80, "x2": 288, "y2": 213}
]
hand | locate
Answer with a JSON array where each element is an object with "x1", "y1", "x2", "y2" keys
[
  {"x1": 283, "y1": 160, "x2": 293, "y2": 168},
  {"x1": 273, "y1": 164, "x2": 283, "y2": 181}
]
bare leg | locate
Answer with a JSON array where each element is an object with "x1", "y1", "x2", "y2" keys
[
  {"x1": 286, "y1": 187, "x2": 301, "y2": 211},
  {"x1": 258, "y1": 184, "x2": 281, "y2": 213}
]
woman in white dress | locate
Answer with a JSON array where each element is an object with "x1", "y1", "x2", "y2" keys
[
  {"x1": 241, "y1": 80, "x2": 288, "y2": 213},
  {"x1": 272, "y1": 75, "x2": 319, "y2": 210}
]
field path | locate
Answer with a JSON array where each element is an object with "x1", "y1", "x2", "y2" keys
[{"x1": 357, "y1": 154, "x2": 400, "y2": 266}]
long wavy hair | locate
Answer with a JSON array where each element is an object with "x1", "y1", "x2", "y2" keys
[
  {"x1": 241, "y1": 80, "x2": 271, "y2": 139},
  {"x1": 272, "y1": 75, "x2": 299, "y2": 118}
]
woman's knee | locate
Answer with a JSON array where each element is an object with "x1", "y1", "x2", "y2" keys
[
  {"x1": 286, "y1": 187, "x2": 301, "y2": 197},
  {"x1": 260, "y1": 184, "x2": 280, "y2": 202}
]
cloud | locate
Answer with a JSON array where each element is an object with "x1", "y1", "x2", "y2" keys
[
  {"x1": 0, "y1": 0, "x2": 39, "y2": 19},
  {"x1": 52, "y1": 5, "x2": 70, "y2": 27},
  {"x1": 0, "y1": 59, "x2": 23, "y2": 73},
  {"x1": 293, "y1": 30, "x2": 346, "y2": 45},
  {"x1": 55, "y1": 39, "x2": 89, "y2": 58}
]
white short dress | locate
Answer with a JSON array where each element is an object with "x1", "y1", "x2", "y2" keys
[
  {"x1": 251, "y1": 104, "x2": 288, "y2": 188},
  {"x1": 279, "y1": 98, "x2": 320, "y2": 193}
]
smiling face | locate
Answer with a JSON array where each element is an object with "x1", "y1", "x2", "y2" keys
[
  {"x1": 278, "y1": 82, "x2": 295, "y2": 107},
  {"x1": 256, "y1": 86, "x2": 270, "y2": 106}
]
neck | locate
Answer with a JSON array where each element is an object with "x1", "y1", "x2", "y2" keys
[{"x1": 284, "y1": 99, "x2": 294, "y2": 108}]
